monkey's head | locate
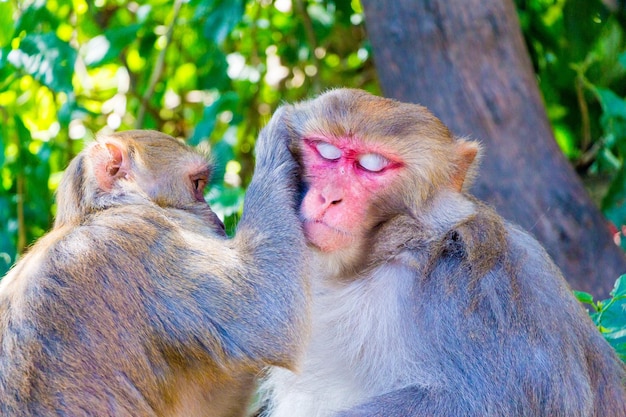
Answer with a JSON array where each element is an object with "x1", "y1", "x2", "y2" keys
[
  {"x1": 54, "y1": 130, "x2": 225, "y2": 235},
  {"x1": 285, "y1": 89, "x2": 480, "y2": 263}
]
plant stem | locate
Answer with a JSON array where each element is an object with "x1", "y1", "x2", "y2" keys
[{"x1": 135, "y1": 0, "x2": 183, "y2": 128}]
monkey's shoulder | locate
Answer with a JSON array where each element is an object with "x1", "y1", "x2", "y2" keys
[
  {"x1": 371, "y1": 201, "x2": 508, "y2": 275},
  {"x1": 390, "y1": 200, "x2": 563, "y2": 291},
  {"x1": 394, "y1": 200, "x2": 579, "y2": 317},
  {"x1": 1, "y1": 206, "x2": 182, "y2": 292}
]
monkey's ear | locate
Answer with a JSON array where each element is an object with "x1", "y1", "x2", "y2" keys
[
  {"x1": 451, "y1": 139, "x2": 481, "y2": 192},
  {"x1": 92, "y1": 139, "x2": 131, "y2": 191}
]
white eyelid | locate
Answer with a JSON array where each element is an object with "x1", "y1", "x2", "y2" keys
[
  {"x1": 315, "y1": 142, "x2": 342, "y2": 160},
  {"x1": 358, "y1": 153, "x2": 389, "y2": 172}
]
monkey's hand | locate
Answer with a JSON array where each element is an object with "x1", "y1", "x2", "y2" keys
[{"x1": 253, "y1": 106, "x2": 299, "y2": 189}]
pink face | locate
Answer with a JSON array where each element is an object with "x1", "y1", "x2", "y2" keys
[{"x1": 300, "y1": 136, "x2": 403, "y2": 252}]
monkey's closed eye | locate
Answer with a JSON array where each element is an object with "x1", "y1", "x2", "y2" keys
[
  {"x1": 315, "y1": 142, "x2": 342, "y2": 160},
  {"x1": 358, "y1": 153, "x2": 389, "y2": 172}
]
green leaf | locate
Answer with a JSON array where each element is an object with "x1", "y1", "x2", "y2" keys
[
  {"x1": 0, "y1": 196, "x2": 16, "y2": 276},
  {"x1": 598, "y1": 301, "x2": 626, "y2": 333},
  {"x1": 574, "y1": 290, "x2": 595, "y2": 306},
  {"x1": 208, "y1": 184, "x2": 244, "y2": 218},
  {"x1": 190, "y1": 92, "x2": 239, "y2": 146},
  {"x1": 603, "y1": 328, "x2": 626, "y2": 342},
  {"x1": 602, "y1": 164, "x2": 626, "y2": 227},
  {"x1": 197, "y1": 0, "x2": 245, "y2": 45},
  {"x1": 14, "y1": 0, "x2": 58, "y2": 35},
  {"x1": 619, "y1": 51, "x2": 626, "y2": 70},
  {"x1": 82, "y1": 25, "x2": 142, "y2": 67},
  {"x1": 209, "y1": 140, "x2": 235, "y2": 186},
  {"x1": 8, "y1": 33, "x2": 76, "y2": 93},
  {"x1": 0, "y1": 2, "x2": 14, "y2": 46},
  {"x1": 590, "y1": 275, "x2": 626, "y2": 361},
  {"x1": 308, "y1": 3, "x2": 335, "y2": 27},
  {"x1": 197, "y1": 48, "x2": 230, "y2": 90},
  {"x1": 610, "y1": 274, "x2": 626, "y2": 298},
  {"x1": 0, "y1": 127, "x2": 4, "y2": 168},
  {"x1": 595, "y1": 87, "x2": 626, "y2": 120}
]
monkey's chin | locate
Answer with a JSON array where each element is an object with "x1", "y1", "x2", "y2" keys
[{"x1": 303, "y1": 220, "x2": 353, "y2": 253}]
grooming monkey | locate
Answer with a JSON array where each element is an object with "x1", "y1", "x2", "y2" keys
[
  {"x1": 0, "y1": 120, "x2": 307, "y2": 416},
  {"x1": 262, "y1": 89, "x2": 626, "y2": 417}
]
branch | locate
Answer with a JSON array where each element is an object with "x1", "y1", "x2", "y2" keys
[{"x1": 135, "y1": 0, "x2": 183, "y2": 128}]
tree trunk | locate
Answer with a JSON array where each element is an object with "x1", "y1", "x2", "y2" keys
[{"x1": 361, "y1": 0, "x2": 626, "y2": 297}]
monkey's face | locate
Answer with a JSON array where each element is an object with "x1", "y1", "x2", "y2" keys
[
  {"x1": 138, "y1": 156, "x2": 226, "y2": 236},
  {"x1": 105, "y1": 132, "x2": 226, "y2": 236},
  {"x1": 299, "y1": 136, "x2": 403, "y2": 253}
]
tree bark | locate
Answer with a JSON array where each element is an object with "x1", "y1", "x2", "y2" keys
[{"x1": 361, "y1": 0, "x2": 626, "y2": 297}]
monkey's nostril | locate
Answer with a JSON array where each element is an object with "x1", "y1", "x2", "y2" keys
[{"x1": 331, "y1": 199, "x2": 342, "y2": 205}]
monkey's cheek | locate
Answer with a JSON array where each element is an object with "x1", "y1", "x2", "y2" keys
[{"x1": 303, "y1": 221, "x2": 352, "y2": 252}]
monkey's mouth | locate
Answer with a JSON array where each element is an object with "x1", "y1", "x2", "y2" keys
[
  {"x1": 304, "y1": 219, "x2": 344, "y2": 233},
  {"x1": 303, "y1": 219, "x2": 353, "y2": 252}
]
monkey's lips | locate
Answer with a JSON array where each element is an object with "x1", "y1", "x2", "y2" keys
[{"x1": 303, "y1": 219, "x2": 353, "y2": 252}]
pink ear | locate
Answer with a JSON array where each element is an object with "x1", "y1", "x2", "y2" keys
[
  {"x1": 93, "y1": 140, "x2": 129, "y2": 191},
  {"x1": 105, "y1": 143, "x2": 124, "y2": 176},
  {"x1": 451, "y1": 140, "x2": 480, "y2": 192}
]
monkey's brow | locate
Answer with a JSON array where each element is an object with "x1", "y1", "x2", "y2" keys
[{"x1": 194, "y1": 159, "x2": 213, "y2": 177}]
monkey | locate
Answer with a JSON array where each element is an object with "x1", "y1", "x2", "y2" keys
[
  {"x1": 0, "y1": 121, "x2": 308, "y2": 417},
  {"x1": 261, "y1": 88, "x2": 626, "y2": 417}
]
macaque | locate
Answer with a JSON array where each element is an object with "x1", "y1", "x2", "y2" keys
[
  {"x1": 262, "y1": 89, "x2": 626, "y2": 417},
  {"x1": 0, "y1": 123, "x2": 307, "y2": 416}
]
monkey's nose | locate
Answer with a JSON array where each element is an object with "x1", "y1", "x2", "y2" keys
[
  {"x1": 319, "y1": 194, "x2": 342, "y2": 209},
  {"x1": 320, "y1": 187, "x2": 343, "y2": 208}
]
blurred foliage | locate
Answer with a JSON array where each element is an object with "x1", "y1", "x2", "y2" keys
[
  {"x1": 575, "y1": 274, "x2": 626, "y2": 363},
  {"x1": 516, "y1": 0, "x2": 626, "y2": 246},
  {"x1": 3, "y1": 0, "x2": 626, "y2": 279},
  {"x1": 0, "y1": 0, "x2": 378, "y2": 275}
]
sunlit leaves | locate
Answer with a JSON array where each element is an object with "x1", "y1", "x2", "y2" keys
[
  {"x1": 13, "y1": 0, "x2": 58, "y2": 35},
  {"x1": 8, "y1": 33, "x2": 76, "y2": 94},
  {"x1": 82, "y1": 25, "x2": 142, "y2": 67},
  {"x1": 0, "y1": 3, "x2": 14, "y2": 46},
  {"x1": 190, "y1": 92, "x2": 239, "y2": 146}
]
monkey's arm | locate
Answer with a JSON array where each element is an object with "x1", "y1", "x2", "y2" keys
[
  {"x1": 334, "y1": 386, "x2": 470, "y2": 417},
  {"x1": 149, "y1": 107, "x2": 307, "y2": 370},
  {"x1": 226, "y1": 105, "x2": 307, "y2": 368}
]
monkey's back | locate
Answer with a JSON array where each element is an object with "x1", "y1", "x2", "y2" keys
[
  {"x1": 0, "y1": 205, "x2": 215, "y2": 416},
  {"x1": 0, "y1": 208, "x2": 167, "y2": 415},
  {"x1": 402, "y1": 207, "x2": 626, "y2": 416},
  {"x1": 402, "y1": 215, "x2": 626, "y2": 416}
]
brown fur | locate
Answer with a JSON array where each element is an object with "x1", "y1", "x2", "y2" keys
[
  {"x1": 0, "y1": 126, "x2": 307, "y2": 416},
  {"x1": 263, "y1": 89, "x2": 626, "y2": 417}
]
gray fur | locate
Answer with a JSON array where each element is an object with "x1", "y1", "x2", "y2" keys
[{"x1": 0, "y1": 122, "x2": 307, "y2": 416}]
